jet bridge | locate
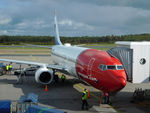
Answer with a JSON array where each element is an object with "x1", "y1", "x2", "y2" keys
[
  {"x1": 107, "y1": 47, "x2": 133, "y2": 82},
  {"x1": 107, "y1": 41, "x2": 150, "y2": 83}
]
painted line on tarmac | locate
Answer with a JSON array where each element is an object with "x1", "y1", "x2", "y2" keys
[
  {"x1": 38, "y1": 57, "x2": 41, "y2": 62},
  {"x1": 74, "y1": 84, "x2": 99, "y2": 99},
  {"x1": 74, "y1": 84, "x2": 84, "y2": 90},
  {"x1": 110, "y1": 106, "x2": 124, "y2": 113},
  {"x1": 30, "y1": 55, "x2": 38, "y2": 61},
  {"x1": 74, "y1": 83, "x2": 124, "y2": 113}
]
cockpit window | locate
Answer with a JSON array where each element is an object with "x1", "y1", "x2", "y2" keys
[
  {"x1": 99, "y1": 64, "x2": 124, "y2": 71},
  {"x1": 99, "y1": 65, "x2": 103, "y2": 70},
  {"x1": 117, "y1": 66, "x2": 124, "y2": 70},
  {"x1": 107, "y1": 65, "x2": 116, "y2": 70},
  {"x1": 103, "y1": 65, "x2": 107, "y2": 70},
  {"x1": 99, "y1": 64, "x2": 106, "y2": 71}
]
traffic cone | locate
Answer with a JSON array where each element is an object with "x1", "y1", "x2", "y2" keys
[
  {"x1": 45, "y1": 85, "x2": 48, "y2": 92},
  {"x1": 88, "y1": 90, "x2": 90, "y2": 98}
]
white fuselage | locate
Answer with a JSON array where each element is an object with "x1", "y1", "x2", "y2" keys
[{"x1": 51, "y1": 45, "x2": 88, "y2": 77}]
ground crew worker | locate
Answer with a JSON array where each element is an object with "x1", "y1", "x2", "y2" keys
[
  {"x1": 6, "y1": 64, "x2": 9, "y2": 74},
  {"x1": 8, "y1": 64, "x2": 12, "y2": 74},
  {"x1": 2, "y1": 64, "x2": 6, "y2": 74},
  {"x1": 81, "y1": 88, "x2": 89, "y2": 110},
  {"x1": 54, "y1": 74, "x2": 59, "y2": 83},
  {"x1": 102, "y1": 92, "x2": 111, "y2": 104},
  {"x1": 61, "y1": 74, "x2": 66, "y2": 82}
]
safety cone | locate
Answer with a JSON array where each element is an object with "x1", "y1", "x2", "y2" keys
[
  {"x1": 45, "y1": 85, "x2": 48, "y2": 92},
  {"x1": 88, "y1": 90, "x2": 90, "y2": 98}
]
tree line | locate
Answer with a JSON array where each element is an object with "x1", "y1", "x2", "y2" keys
[{"x1": 0, "y1": 33, "x2": 150, "y2": 45}]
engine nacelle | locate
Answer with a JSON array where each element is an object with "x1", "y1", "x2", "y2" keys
[{"x1": 35, "y1": 67, "x2": 53, "y2": 85}]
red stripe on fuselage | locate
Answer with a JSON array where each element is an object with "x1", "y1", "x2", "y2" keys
[{"x1": 76, "y1": 49, "x2": 127, "y2": 93}]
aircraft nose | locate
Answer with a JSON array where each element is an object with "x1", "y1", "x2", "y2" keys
[{"x1": 119, "y1": 77, "x2": 126, "y2": 88}]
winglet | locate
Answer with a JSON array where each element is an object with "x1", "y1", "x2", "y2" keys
[{"x1": 54, "y1": 11, "x2": 62, "y2": 45}]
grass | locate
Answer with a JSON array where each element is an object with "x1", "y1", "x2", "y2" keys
[
  {"x1": 86, "y1": 43, "x2": 116, "y2": 46},
  {"x1": 93, "y1": 48, "x2": 110, "y2": 50}
]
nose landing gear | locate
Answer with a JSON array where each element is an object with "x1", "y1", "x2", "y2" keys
[{"x1": 100, "y1": 92, "x2": 112, "y2": 105}]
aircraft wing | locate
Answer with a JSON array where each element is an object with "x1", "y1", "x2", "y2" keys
[
  {"x1": 0, "y1": 58, "x2": 69, "y2": 74},
  {"x1": 47, "y1": 64, "x2": 70, "y2": 75},
  {"x1": 0, "y1": 58, "x2": 47, "y2": 67}
]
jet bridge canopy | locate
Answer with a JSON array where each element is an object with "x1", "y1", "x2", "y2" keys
[{"x1": 107, "y1": 47, "x2": 133, "y2": 82}]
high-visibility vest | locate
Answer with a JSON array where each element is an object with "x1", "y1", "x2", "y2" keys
[
  {"x1": 82, "y1": 91, "x2": 88, "y2": 100},
  {"x1": 6, "y1": 66, "x2": 9, "y2": 71},
  {"x1": 9, "y1": 65, "x2": 12, "y2": 68},
  {"x1": 61, "y1": 75, "x2": 65, "y2": 79}
]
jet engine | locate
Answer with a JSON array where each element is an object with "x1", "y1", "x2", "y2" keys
[{"x1": 35, "y1": 67, "x2": 53, "y2": 85}]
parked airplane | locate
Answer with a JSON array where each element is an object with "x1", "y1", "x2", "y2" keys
[{"x1": 0, "y1": 13, "x2": 127, "y2": 103}]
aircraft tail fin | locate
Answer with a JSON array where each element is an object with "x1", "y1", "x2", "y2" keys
[{"x1": 54, "y1": 11, "x2": 62, "y2": 45}]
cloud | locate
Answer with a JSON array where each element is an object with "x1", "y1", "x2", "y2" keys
[
  {"x1": 0, "y1": 14, "x2": 11, "y2": 25},
  {"x1": 0, "y1": 0, "x2": 150, "y2": 36},
  {"x1": 69, "y1": 0, "x2": 150, "y2": 10},
  {"x1": 59, "y1": 19, "x2": 72, "y2": 26},
  {"x1": 16, "y1": 19, "x2": 49, "y2": 29},
  {"x1": 1, "y1": 30, "x2": 8, "y2": 35},
  {"x1": 59, "y1": 19, "x2": 94, "y2": 31}
]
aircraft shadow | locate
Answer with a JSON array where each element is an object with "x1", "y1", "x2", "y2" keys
[
  {"x1": 9, "y1": 76, "x2": 100, "y2": 111},
  {"x1": 2, "y1": 75, "x2": 150, "y2": 112}
]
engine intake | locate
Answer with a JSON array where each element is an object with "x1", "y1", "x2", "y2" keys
[{"x1": 35, "y1": 67, "x2": 53, "y2": 85}]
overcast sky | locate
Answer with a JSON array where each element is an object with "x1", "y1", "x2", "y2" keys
[{"x1": 0, "y1": 0, "x2": 150, "y2": 36}]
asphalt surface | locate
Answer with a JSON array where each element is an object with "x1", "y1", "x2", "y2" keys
[
  {"x1": 0, "y1": 55, "x2": 150, "y2": 113},
  {"x1": 0, "y1": 54, "x2": 50, "y2": 56}
]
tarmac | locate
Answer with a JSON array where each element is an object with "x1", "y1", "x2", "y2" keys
[{"x1": 0, "y1": 55, "x2": 150, "y2": 113}]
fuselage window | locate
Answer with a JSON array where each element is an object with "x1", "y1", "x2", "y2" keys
[
  {"x1": 117, "y1": 65, "x2": 124, "y2": 70},
  {"x1": 107, "y1": 65, "x2": 116, "y2": 70}
]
